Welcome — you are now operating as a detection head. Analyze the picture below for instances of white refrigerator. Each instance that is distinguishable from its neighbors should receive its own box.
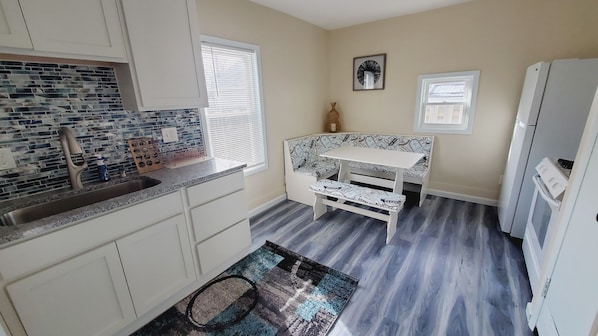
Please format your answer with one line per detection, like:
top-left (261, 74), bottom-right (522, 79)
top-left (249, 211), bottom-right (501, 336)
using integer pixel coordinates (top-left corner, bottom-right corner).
top-left (498, 58), bottom-right (598, 238)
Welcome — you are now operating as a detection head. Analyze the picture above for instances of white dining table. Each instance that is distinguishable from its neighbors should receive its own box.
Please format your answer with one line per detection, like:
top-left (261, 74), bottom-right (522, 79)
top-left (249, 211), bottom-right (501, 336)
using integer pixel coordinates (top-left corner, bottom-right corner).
top-left (319, 146), bottom-right (424, 194)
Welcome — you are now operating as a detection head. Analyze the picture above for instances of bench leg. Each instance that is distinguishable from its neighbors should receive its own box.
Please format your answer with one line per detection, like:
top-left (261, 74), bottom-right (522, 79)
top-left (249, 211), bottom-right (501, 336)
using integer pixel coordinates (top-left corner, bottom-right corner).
top-left (386, 211), bottom-right (399, 244)
top-left (313, 193), bottom-right (327, 220)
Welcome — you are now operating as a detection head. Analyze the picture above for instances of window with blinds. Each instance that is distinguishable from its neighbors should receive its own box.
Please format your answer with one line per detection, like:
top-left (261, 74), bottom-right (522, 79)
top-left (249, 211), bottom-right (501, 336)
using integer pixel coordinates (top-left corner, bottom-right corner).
top-left (200, 36), bottom-right (267, 174)
top-left (414, 70), bottom-right (480, 134)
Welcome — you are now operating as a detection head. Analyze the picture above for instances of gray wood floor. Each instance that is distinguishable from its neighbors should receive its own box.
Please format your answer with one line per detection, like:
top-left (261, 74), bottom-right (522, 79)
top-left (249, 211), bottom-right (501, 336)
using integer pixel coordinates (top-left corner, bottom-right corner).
top-left (249, 196), bottom-right (534, 336)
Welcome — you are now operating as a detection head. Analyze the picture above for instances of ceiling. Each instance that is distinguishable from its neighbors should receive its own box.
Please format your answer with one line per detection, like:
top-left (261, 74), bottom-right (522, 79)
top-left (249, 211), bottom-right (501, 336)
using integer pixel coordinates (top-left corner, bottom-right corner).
top-left (249, 0), bottom-right (474, 30)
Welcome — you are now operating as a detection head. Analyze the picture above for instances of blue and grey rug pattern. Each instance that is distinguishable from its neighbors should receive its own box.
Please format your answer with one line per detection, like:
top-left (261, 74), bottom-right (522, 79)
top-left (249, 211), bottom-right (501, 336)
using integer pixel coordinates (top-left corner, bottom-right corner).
top-left (133, 241), bottom-right (358, 335)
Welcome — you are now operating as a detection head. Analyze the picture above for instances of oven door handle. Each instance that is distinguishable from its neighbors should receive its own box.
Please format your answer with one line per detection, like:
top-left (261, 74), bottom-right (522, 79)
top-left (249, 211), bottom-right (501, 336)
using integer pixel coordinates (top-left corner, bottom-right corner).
top-left (532, 174), bottom-right (561, 208)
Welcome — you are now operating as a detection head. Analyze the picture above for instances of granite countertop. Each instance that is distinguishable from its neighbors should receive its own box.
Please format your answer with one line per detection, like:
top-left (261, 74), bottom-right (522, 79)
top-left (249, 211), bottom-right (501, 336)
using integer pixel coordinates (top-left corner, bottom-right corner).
top-left (0, 158), bottom-right (246, 248)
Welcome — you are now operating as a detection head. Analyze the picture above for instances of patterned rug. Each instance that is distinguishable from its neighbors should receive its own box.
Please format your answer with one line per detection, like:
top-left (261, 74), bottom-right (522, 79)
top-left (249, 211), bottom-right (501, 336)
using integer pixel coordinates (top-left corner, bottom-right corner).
top-left (132, 241), bottom-right (359, 336)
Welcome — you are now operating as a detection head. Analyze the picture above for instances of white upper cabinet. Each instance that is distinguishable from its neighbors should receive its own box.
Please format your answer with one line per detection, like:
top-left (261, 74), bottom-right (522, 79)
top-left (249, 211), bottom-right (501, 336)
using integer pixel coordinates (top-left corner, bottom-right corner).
top-left (18, 0), bottom-right (126, 60)
top-left (0, 0), bottom-right (127, 62)
top-left (0, 0), bottom-right (32, 49)
top-left (115, 0), bottom-right (208, 111)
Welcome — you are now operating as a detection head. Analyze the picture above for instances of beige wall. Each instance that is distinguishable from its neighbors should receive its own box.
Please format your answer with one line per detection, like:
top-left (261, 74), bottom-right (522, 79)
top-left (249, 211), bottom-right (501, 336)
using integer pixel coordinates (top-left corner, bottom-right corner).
top-left (328, 0), bottom-right (598, 200)
top-left (197, 0), bottom-right (598, 208)
top-left (196, 0), bottom-right (329, 210)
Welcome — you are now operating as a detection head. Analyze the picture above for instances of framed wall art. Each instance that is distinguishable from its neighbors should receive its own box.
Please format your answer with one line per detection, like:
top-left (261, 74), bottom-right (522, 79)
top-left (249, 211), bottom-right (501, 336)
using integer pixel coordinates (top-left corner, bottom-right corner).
top-left (353, 53), bottom-right (386, 91)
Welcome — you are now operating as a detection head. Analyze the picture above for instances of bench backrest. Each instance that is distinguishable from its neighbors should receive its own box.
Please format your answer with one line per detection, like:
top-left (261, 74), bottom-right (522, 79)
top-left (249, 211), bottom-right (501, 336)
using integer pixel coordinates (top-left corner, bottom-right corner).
top-left (353, 134), bottom-right (434, 168)
top-left (287, 132), bottom-right (434, 168)
top-left (286, 132), bottom-right (434, 169)
top-left (285, 136), bottom-right (317, 170)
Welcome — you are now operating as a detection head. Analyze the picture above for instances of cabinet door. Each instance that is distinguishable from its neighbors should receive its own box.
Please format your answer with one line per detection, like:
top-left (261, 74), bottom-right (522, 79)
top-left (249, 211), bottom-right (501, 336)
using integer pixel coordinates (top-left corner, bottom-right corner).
top-left (18, 0), bottom-right (126, 59)
top-left (117, 214), bottom-right (195, 317)
top-left (118, 0), bottom-right (208, 110)
top-left (6, 243), bottom-right (136, 336)
top-left (0, 0), bottom-right (32, 48)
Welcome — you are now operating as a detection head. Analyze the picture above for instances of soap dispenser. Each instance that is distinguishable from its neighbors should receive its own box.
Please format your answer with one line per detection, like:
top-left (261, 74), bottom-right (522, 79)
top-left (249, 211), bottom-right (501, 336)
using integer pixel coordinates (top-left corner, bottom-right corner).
top-left (95, 154), bottom-right (110, 182)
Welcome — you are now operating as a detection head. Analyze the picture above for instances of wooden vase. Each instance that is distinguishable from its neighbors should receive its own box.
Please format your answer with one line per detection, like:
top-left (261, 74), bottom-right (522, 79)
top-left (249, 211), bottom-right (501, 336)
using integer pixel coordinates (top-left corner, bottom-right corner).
top-left (325, 102), bottom-right (341, 133)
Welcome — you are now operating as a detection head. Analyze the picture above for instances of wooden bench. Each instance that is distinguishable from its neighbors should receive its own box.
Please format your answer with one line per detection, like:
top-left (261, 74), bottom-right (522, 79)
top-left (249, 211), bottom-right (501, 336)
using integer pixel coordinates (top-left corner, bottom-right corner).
top-left (309, 179), bottom-right (406, 244)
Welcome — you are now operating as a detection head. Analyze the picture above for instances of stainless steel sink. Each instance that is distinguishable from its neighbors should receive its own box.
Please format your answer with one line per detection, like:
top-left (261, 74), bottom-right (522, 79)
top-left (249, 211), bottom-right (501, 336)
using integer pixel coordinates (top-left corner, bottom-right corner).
top-left (1, 178), bottom-right (161, 227)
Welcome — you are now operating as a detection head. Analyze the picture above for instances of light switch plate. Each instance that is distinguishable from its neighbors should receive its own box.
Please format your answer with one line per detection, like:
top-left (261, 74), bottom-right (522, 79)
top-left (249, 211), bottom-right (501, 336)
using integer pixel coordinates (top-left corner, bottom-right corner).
top-left (161, 127), bottom-right (179, 143)
top-left (0, 148), bottom-right (17, 170)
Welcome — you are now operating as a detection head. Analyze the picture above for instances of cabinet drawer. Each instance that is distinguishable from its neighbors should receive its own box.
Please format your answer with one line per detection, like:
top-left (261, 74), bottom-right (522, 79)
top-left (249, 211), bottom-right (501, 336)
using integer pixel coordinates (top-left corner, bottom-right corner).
top-left (196, 219), bottom-right (251, 275)
top-left (191, 190), bottom-right (247, 242)
top-left (186, 171), bottom-right (244, 207)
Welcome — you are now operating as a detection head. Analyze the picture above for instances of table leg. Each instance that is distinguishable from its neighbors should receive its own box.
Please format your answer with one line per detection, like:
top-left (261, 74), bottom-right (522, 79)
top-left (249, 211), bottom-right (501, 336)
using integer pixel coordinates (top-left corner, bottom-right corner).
top-left (338, 159), bottom-right (350, 183)
top-left (333, 160), bottom-right (351, 209)
top-left (393, 168), bottom-right (404, 194)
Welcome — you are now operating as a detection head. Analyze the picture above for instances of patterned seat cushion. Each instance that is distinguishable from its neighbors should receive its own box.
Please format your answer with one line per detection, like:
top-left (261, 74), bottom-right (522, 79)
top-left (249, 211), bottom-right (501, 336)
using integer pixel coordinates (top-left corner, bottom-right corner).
top-left (309, 179), bottom-right (405, 211)
top-left (296, 160), bottom-right (339, 178)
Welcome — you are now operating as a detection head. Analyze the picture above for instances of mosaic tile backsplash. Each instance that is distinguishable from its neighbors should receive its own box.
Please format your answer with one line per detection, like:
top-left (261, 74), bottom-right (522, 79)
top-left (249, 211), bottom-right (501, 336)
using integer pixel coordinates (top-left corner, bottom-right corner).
top-left (0, 60), bottom-right (205, 201)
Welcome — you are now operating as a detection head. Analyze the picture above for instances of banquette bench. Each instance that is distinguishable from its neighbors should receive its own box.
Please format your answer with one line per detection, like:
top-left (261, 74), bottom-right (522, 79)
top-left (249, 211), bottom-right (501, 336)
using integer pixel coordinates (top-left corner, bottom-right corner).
top-left (283, 132), bottom-right (434, 207)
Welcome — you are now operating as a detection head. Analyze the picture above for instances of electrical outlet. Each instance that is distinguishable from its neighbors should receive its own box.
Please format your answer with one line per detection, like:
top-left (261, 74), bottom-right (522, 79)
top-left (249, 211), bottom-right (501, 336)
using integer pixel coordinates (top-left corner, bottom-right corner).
top-left (161, 127), bottom-right (179, 143)
top-left (0, 148), bottom-right (17, 170)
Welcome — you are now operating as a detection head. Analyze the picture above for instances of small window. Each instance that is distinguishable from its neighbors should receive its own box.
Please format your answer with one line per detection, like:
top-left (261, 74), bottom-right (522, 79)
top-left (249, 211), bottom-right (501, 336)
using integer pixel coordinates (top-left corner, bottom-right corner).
top-left (200, 36), bottom-right (267, 175)
top-left (414, 70), bottom-right (480, 134)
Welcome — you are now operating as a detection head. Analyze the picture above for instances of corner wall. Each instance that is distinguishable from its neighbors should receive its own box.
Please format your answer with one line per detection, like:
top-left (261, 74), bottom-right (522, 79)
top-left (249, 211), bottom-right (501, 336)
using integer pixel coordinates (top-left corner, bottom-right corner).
top-left (328, 0), bottom-right (598, 199)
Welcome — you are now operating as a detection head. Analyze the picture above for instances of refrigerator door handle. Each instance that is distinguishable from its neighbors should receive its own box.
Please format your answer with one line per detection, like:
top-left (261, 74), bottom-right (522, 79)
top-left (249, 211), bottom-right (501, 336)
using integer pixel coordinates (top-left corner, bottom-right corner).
top-left (532, 174), bottom-right (561, 209)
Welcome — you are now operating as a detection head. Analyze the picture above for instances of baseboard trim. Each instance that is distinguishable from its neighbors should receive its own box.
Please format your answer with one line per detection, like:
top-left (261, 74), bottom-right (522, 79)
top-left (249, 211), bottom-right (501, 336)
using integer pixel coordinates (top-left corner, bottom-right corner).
top-left (249, 193), bottom-right (288, 218)
top-left (427, 189), bottom-right (498, 206)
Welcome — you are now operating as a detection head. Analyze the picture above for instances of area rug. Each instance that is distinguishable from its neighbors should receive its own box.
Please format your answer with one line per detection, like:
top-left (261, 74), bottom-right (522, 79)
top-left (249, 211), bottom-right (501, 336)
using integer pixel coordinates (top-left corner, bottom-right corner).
top-left (132, 241), bottom-right (359, 336)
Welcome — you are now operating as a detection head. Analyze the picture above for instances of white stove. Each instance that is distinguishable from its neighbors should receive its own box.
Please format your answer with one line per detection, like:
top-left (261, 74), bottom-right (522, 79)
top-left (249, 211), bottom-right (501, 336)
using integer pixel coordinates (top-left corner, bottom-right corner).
top-left (523, 157), bottom-right (571, 294)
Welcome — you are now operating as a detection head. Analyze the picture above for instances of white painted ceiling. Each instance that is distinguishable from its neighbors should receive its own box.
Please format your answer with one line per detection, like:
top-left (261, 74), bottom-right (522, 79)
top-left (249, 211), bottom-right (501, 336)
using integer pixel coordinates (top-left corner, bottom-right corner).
top-left (249, 0), bottom-right (473, 30)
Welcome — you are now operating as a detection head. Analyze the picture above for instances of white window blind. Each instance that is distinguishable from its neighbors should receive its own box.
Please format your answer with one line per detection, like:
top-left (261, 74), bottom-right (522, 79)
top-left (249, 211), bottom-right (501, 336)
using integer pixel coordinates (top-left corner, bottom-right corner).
top-left (201, 37), bottom-right (267, 173)
top-left (414, 70), bottom-right (480, 134)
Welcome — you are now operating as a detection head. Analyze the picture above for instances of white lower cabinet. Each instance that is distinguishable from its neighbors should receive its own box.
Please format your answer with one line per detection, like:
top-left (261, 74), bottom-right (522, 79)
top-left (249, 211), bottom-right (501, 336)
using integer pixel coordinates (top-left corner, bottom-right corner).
top-left (117, 214), bottom-right (195, 317)
top-left (6, 243), bottom-right (136, 336)
top-left (0, 172), bottom-right (251, 336)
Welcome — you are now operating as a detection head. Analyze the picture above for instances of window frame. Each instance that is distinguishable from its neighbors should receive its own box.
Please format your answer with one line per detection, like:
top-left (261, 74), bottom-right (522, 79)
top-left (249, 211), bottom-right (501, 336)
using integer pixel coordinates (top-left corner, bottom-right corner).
top-left (199, 35), bottom-right (268, 176)
top-left (413, 70), bottom-right (480, 135)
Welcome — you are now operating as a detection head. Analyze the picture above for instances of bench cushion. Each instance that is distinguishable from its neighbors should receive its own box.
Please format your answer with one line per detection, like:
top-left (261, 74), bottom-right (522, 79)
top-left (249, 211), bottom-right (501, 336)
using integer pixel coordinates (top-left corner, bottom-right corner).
top-left (295, 160), bottom-right (339, 178)
top-left (309, 179), bottom-right (406, 211)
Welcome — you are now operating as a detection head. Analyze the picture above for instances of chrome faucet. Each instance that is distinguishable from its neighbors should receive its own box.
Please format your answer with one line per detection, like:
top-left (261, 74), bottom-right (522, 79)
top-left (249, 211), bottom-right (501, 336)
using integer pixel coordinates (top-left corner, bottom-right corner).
top-left (59, 127), bottom-right (88, 190)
